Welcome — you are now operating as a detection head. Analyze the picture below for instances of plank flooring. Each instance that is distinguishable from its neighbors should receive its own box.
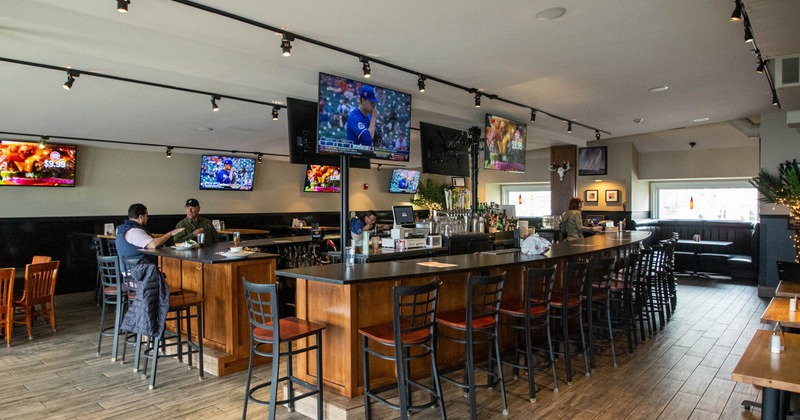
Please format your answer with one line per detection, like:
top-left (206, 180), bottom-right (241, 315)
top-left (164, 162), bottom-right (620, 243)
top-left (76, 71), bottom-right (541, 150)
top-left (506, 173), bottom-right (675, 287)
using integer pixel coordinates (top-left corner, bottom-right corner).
top-left (0, 277), bottom-right (787, 419)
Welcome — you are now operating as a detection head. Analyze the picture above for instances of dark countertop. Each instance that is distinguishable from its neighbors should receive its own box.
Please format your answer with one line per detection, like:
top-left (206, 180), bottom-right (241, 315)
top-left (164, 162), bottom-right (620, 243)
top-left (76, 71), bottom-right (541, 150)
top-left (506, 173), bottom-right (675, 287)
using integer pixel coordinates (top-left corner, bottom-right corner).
top-left (140, 241), bottom-right (278, 264)
top-left (327, 246), bottom-right (447, 263)
top-left (276, 231), bottom-right (650, 285)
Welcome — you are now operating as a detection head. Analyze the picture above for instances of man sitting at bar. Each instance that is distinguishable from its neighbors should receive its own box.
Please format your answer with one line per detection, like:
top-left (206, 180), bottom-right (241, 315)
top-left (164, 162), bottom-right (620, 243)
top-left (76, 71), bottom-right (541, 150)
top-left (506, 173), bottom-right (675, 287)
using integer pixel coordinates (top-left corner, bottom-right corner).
top-left (116, 203), bottom-right (184, 263)
top-left (173, 198), bottom-right (220, 245)
top-left (350, 210), bottom-right (378, 241)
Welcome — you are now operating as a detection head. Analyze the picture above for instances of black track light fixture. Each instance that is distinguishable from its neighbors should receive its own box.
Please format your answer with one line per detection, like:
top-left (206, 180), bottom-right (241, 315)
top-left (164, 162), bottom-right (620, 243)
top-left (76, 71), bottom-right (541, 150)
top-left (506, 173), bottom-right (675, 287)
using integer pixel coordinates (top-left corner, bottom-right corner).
top-left (166, 146), bottom-right (173, 158)
top-left (39, 136), bottom-right (49, 149)
top-left (756, 59), bottom-right (765, 73)
top-left (257, 153), bottom-right (263, 163)
top-left (117, 0), bottom-right (129, 13)
top-left (530, 109), bottom-right (537, 122)
top-left (744, 24), bottom-right (754, 43)
top-left (567, 121), bottom-right (573, 133)
top-left (271, 106), bottom-right (279, 120)
top-left (773, 93), bottom-right (780, 106)
top-left (211, 95), bottom-right (221, 112)
top-left (63, 70), bottom-right (78, 90)
top-left (730, 0), bottom-right (742, 22)
top-left (360, 57), bottom-right (371, 78)
top-left (280, 34), bottom-right (293, 57)
top-left (418, 75), bottom-right (426, 93)
top-left (474, 92), bottom-right (481, 108)
top-left (595, 130), bottom-right (601, 140)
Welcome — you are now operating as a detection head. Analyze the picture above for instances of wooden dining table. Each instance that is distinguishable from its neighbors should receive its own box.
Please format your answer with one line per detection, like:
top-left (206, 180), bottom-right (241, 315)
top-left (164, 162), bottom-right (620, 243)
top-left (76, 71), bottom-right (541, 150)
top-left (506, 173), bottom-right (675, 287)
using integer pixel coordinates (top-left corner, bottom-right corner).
top-left (732, 330), bottom-right (800, 420)
top-left (760, 297), bottom-right (800, 329)
top-left (776, 280), bottom-right (800, 298)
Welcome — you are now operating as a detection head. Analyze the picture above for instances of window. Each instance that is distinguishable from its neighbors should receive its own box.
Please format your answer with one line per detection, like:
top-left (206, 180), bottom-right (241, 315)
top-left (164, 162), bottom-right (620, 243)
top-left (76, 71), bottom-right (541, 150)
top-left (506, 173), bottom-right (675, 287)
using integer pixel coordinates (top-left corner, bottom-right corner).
top-left (651, 180), bottom-right (757, 221)
top-left (501, 184), bottom-right (551, 217)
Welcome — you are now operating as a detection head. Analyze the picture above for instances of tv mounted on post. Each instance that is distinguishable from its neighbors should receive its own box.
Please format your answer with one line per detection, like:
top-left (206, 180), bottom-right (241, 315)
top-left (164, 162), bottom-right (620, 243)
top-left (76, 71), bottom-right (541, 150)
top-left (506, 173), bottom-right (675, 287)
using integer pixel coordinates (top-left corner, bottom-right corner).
top-left (392, 205), bottom-right (416, 228)
top-left (0, 141), bottom-right (76, 187)
top-left (388, 168), bottom-right (420, 194)
top-left (199, 154), bottom-right (255, 191)
top-left (286, 97), bottom-right (370, 169)
top-left (419, 122), bottom-right (470, 177)
top-left (483, 113), bottom-right (526, 173)
top-left (304, 165), bottom-right (341, 193)
top-left (316, 72), bottom-right (412, 162)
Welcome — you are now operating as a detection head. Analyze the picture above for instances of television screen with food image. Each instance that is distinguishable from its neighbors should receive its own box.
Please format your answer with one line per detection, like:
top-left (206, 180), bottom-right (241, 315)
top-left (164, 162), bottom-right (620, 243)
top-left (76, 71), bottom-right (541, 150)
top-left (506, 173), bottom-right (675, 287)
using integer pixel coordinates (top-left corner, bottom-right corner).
top-left (483, 114), bottom-right (526, 173)
top-left (0, 141), bottom-right (76, 187)
top-left (304, 165), bottom-right (341, 193)
top-left (317, 72), bottom-right (412, 162)
top-left (199, 155), bottom-right (255, 191)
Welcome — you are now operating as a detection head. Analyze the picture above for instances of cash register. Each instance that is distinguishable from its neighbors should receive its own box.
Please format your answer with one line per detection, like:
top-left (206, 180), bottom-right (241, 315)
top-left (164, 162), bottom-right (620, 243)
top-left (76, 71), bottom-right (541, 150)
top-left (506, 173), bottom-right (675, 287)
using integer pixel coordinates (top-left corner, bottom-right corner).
top-left (381, 205), bottom-right (428, 249)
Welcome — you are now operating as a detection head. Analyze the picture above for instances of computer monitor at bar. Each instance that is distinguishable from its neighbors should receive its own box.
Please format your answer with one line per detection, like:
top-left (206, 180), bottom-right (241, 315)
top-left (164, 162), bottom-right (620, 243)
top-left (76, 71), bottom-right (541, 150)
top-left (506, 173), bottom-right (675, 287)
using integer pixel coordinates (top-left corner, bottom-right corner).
top-left (392, 205), bottom-right (415, 229)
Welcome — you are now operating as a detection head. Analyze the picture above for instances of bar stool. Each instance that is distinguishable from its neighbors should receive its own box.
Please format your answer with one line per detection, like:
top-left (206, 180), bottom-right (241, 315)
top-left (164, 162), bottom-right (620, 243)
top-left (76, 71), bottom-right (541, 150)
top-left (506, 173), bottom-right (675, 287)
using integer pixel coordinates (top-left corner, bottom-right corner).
top-left (550, 260), bottom-right (590, 384)
top-left (242, 279), bottom-right (325, 420)
top-left (136, 291), bottom-right (204, 390)
top-left (584, 257), bottom-right (617, 369)
top-left (499, 265), bottom-right (558, 401)
top-left (96, 255), bottom-right (129, 361)
top-left (609, 252), bottom-right (641, 354)
top-left (359, 279), bottom-right (445, 420)
top-left (437, 272), bottom-right (507, 420)
top-left (0, 267), bottom-right (14, 347)
top-left (91, 237), bottom-right (105, 304)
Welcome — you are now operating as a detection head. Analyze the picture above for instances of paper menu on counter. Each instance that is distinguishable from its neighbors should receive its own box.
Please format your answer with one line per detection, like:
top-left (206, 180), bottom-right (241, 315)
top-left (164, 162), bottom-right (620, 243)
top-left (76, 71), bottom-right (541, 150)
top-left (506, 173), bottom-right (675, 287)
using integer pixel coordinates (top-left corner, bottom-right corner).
top-left (417, 262), bottom-right (459, 268)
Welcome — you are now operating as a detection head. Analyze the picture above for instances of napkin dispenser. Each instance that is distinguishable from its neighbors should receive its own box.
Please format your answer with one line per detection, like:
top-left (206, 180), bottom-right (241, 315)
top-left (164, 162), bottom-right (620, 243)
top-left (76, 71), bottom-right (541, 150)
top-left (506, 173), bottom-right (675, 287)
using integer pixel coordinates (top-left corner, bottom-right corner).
top-left (426, 235), bottom-right (442, 248)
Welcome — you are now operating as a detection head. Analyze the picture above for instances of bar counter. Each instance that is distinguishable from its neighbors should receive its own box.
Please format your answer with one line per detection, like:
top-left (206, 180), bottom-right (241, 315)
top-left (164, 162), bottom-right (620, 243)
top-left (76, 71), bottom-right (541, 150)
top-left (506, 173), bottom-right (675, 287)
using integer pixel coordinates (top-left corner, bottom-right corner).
top-left (276, 231), bottom-right (650, 402)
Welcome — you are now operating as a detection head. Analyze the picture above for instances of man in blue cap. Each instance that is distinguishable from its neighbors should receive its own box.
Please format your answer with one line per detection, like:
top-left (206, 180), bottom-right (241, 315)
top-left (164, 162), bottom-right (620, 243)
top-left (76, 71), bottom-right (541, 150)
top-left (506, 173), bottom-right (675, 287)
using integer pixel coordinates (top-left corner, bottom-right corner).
top-left (216, 158), bottom-right (234, 185)
top-left (346, 85), bottom-right (380, 146)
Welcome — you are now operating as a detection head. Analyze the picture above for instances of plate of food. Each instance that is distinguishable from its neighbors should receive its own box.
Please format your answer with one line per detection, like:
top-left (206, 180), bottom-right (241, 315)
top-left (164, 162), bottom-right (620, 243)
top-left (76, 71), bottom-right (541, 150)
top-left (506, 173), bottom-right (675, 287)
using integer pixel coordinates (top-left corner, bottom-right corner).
top-left (174, 240), bottom-right (197, 249)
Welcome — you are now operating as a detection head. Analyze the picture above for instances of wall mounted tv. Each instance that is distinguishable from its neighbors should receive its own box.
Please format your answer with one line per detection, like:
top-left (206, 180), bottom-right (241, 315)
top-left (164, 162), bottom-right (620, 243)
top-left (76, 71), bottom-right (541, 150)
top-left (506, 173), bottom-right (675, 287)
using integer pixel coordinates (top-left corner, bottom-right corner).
top-left (199, 155), bottom-right (255, 191)
top-left (0, 141), bottom-right (76, 187)
top-left (483, 114), bottom-right (526, 173)
top-left (388, 168), bottom-right (421, 194)
top-left (317, 72), bottom-right (412, 162)
top-left (419, 122), bottom-right (470, 177)
top-left (304, 165), bottom-right (341, 193)
top-left (286, 97), bottom-right (370, 169)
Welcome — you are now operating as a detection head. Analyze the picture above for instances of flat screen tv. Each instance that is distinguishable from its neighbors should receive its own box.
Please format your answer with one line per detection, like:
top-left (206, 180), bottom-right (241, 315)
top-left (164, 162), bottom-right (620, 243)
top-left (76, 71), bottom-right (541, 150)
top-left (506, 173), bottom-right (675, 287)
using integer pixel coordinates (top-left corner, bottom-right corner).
top-left (483, 113), bottom-right (526, 173)
top-left (317, 72), bottom-right (412, 162)
top-left (419, 122), bottom-right (470, 177)
top-left (199, 155), bottom-right (255, 191)
top-left (392, 205), bottom-right (416, 227)
top-left (304, 165), bottom-right (341, 193)
top-left (0, 141), bottom-right (76, 187)
top-left (388, 168), bottom-right (420, 194)
top-left (286, 97), bottom-right (370, 169)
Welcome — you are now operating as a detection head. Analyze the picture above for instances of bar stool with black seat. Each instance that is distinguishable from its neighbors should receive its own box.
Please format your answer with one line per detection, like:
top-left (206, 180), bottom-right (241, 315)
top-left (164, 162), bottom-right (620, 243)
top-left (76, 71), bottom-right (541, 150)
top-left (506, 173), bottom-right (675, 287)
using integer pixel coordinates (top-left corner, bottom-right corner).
top-left (499, 265), bottom-right (558, 402)
top-left (359, 279), bottom-right (445, 420)
top-left (584, 257), bottom-right (617, 370)
top-left (96, 255), bottom-right (130, 362)
top-left (609, 252), bottom-right (641, 354)
top-left (437, 272), bottom-right (508, 420)
top-left (550, 260), bottom-right (590, 384)
top-left (0, 268), bottom-right (14, 347)
top-left (242, 279), bottom-right (325, 420)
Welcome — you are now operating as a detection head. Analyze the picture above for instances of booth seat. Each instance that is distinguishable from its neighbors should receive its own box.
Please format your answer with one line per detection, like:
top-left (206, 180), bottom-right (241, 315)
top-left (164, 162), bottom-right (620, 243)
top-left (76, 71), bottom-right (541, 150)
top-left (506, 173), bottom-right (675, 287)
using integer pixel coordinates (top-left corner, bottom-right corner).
top-left (633, 219), bottom-right (759, 280)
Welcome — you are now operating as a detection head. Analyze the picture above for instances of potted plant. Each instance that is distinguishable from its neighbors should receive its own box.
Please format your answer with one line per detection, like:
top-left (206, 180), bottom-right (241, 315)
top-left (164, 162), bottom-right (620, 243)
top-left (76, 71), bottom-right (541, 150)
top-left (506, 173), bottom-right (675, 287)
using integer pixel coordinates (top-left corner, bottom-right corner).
top-left (750, 159), bottom-right (800, 261)
top-left (411, 179), bottom-right (448, 211)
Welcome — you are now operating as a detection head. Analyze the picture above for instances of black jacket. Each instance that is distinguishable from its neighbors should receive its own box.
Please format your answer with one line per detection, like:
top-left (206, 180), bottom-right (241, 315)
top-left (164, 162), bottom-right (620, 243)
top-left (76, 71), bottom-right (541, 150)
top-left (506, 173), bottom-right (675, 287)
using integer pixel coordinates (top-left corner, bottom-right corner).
top-left (121, 262), bottom-right (169, 337)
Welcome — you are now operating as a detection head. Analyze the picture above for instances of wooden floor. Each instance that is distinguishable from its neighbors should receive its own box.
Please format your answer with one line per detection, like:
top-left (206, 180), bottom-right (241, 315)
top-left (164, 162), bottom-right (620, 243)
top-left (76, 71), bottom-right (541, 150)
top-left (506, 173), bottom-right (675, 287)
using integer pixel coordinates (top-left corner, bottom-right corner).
top-left (0, 276), bottom-right (784, 419)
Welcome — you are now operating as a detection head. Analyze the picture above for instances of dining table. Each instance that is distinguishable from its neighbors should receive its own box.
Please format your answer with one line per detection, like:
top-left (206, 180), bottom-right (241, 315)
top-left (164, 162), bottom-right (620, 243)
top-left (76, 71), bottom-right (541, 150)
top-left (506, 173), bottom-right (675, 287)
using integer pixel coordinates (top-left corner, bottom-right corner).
top-left (675, 239), bottom-right (733, 277)
top-left (776, 280), bottom-right (800, 299)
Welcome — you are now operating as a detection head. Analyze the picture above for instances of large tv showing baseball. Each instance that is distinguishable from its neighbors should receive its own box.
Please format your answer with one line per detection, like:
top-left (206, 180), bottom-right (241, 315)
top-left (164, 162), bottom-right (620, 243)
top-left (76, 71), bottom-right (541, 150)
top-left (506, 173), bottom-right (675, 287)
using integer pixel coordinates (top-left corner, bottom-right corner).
top-left (286, 97), bottom-right (370, 169)
top-left (316, 72), bottom-right (412, 162)
top-left (419, 122), bottom-right (470, 177)
top-left (0, 141), bottom-right (76, 187)
top-left (483, 113), bottom-right (526, 173)
top-left (199, 154), bottom-right (255, 191)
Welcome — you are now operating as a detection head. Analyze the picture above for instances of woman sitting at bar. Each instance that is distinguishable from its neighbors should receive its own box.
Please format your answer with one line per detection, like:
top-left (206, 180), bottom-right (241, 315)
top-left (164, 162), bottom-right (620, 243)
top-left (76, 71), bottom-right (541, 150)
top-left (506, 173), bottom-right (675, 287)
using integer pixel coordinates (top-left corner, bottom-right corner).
top-left (561, 197), bottom-right (602, 241)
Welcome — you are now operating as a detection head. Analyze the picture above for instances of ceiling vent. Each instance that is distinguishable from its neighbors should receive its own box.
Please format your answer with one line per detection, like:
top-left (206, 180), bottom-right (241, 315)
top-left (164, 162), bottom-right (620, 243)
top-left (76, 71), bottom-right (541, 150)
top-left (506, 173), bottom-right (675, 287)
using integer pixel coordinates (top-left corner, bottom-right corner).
top-left (775, 55), bottom-right (800, 88)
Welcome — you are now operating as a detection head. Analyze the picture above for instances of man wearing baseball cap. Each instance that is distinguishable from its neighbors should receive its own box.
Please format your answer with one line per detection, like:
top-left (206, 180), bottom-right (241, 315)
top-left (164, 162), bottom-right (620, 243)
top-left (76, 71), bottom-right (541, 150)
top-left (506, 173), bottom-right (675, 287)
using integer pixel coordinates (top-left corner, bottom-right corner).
top-left (346, 85), bottom-right (380, 146)
top-left (173, 198), bottom-right (220, 245)
top-left (216, 158), bottom-right (234, 185)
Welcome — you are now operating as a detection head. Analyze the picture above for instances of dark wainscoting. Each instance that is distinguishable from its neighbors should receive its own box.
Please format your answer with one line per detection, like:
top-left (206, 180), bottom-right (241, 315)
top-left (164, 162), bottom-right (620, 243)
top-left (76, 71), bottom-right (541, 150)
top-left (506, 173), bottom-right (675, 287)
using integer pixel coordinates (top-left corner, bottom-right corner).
top-left (1, 209), bottom-right (425, 295)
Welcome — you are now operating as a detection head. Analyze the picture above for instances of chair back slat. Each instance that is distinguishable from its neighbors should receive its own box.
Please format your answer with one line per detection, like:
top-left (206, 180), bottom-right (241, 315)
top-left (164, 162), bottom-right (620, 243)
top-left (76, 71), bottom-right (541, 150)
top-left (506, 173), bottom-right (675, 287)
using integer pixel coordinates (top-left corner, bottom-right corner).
top-left (106, 239), bottom-right (119, 257)
top-left (467, 272), bottom-right (506, 324)
top-left (0, 268), bottom-right (14, 312)
top-left (525, 266), bottom-right (556, 309)
top-left (242, 278), bottom-right (280, 339)
top-left (588, 257), bottom-right (616, 289)
top-left (31, 256), bottom-right (52, 264)
top-left (563, 261), bottom-right (588, 301)
top-left (394, 279), bottom-right (440, 337)
top-left (97, 255), bottom-right (123, 290)
top-left (24, 261), bottom-right (59, 305)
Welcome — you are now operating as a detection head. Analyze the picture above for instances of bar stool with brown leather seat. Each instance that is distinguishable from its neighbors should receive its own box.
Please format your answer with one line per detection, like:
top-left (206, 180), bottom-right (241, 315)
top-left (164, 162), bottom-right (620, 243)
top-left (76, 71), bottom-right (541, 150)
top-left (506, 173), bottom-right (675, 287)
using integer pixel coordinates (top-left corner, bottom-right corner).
top-left (0, 268), bottom-right (15, 347)
top-left (550, 260), bottom-right (590, 384)
top-left (437, 272), bottom-right (508, 420)
top-left (359, 279), bottom-right (446, 420)
top-left (499, 265), bottom-right (558, 402)
top-left (14, 261), bottom-right (60, 339)
top-left (242, 279), bottom-right (325, 420)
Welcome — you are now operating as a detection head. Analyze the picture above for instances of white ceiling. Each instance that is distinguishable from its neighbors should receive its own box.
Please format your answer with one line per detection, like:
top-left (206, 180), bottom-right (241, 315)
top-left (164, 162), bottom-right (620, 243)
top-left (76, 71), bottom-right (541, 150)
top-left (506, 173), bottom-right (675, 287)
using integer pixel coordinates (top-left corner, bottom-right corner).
top-left (1, 0), bottom-right (798, 159)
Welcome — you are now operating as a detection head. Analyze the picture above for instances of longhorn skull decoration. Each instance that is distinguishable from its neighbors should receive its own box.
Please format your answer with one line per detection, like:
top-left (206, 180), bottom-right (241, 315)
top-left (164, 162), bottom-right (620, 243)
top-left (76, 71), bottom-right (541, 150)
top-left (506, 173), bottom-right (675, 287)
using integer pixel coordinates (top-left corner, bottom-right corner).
top-left (549, 161), bottom-right (571, 181)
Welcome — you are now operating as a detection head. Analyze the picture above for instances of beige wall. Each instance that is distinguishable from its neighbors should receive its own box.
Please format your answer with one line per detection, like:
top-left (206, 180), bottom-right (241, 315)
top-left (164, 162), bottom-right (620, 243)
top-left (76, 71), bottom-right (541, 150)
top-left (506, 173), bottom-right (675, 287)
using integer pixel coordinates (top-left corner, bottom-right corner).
top-left (638, 146), bottom-right (758, 180)
top-left (758, 111), bottom-right (800, 216)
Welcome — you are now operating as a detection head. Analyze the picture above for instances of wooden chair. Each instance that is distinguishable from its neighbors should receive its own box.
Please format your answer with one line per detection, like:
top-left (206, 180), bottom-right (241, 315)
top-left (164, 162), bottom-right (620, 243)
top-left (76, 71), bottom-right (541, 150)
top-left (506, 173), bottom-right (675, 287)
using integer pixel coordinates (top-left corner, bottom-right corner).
top-left (31, 255), bottom-right (52, 264)
top-left (1, 268), bottom-right (15, 347)
top-left (15, 261), bottom-right (60, 339)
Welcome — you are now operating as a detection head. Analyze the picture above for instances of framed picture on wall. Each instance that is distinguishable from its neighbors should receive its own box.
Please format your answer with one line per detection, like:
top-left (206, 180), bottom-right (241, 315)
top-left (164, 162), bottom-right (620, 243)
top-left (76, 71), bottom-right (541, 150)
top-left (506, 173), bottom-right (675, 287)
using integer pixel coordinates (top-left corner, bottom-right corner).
top-left (452, 177), bottom-right (466, 187)
top-left (578, 146), bottom-right (608, 176)
top-left (585, 190), bottom-right (598, 202)
top-left (606, 189), bottom-right (620, 203)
